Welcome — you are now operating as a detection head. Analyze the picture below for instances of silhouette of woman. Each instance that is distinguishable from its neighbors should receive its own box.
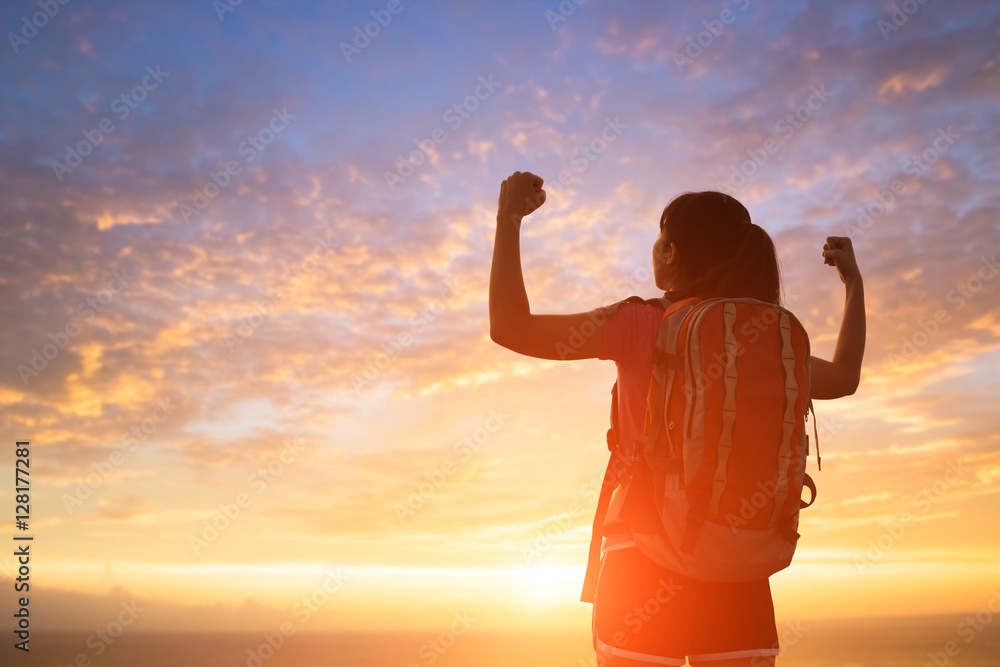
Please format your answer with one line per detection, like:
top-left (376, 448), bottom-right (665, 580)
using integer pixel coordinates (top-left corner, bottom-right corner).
top-left (489, 171), bottom-right (866, 666)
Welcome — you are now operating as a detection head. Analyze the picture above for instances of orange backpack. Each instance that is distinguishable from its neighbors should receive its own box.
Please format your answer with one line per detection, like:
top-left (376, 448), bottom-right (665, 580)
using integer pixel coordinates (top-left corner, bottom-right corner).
top-left (581, 294), bottom-right (820, 602)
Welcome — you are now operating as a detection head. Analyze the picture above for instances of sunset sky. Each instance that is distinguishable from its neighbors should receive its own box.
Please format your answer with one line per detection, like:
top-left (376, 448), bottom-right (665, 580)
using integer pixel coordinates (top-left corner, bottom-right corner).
top-left (1, 0), bottom-right (999, 638)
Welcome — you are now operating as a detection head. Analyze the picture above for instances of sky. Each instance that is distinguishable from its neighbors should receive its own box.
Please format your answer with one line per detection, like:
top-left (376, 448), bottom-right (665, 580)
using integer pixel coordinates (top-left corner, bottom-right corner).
top-left (1, 0), bottom-right (999, 641)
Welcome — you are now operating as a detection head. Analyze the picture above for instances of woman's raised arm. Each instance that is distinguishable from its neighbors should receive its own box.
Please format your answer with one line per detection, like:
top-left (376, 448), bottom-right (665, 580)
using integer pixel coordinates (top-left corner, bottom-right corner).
top-left (810, 236), bottom-right (866, 399)
top-left (488, 171), bottom-right (605, 361)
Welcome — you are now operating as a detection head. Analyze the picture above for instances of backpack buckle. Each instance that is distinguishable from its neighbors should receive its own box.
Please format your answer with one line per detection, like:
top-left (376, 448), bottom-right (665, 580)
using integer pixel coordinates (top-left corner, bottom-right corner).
top-left (633, 434), bottom-right (647, 462)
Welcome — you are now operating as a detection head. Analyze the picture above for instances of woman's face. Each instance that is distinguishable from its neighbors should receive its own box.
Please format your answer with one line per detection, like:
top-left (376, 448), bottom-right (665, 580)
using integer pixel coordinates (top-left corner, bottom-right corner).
top-left (652, 225), bottom-right (676, 291)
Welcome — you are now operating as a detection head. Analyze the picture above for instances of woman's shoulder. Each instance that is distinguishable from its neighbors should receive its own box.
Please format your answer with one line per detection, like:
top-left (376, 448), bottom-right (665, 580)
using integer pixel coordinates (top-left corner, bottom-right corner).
top-left (597, 297), bottom-right (665, 363)
top-left (597, 295), bottom-right (669, 318)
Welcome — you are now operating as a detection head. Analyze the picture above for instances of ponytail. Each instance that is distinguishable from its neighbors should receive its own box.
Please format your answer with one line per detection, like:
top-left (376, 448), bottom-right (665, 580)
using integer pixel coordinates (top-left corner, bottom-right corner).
top-left (661, 192), bottom-right (782, 306)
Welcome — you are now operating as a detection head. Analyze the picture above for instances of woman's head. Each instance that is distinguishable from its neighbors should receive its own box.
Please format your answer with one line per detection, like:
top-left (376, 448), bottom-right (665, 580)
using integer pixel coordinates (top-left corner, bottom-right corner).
top-left (652, 191), bottom-right (782, 306)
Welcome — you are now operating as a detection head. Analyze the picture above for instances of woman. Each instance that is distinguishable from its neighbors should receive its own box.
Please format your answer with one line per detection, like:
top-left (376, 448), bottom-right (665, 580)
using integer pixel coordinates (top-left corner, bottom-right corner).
top-left (489, 170), bottom-right (865, 665)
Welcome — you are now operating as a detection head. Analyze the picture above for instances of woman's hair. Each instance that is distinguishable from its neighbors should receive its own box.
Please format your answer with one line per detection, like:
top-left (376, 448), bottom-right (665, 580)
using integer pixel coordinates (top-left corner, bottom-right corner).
top-left (659, 191), bottom-right (782, 306)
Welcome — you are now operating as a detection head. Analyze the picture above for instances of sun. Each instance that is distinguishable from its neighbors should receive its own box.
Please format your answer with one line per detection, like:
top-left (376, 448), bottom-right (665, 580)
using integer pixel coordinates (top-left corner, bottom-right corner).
top-left (513, 565), bottom-right (584, 606)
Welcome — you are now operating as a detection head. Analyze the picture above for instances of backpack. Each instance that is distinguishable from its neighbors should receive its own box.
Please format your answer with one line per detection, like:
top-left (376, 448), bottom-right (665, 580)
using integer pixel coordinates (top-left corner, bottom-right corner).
top-left (580, 293), bottom-right (821, 602)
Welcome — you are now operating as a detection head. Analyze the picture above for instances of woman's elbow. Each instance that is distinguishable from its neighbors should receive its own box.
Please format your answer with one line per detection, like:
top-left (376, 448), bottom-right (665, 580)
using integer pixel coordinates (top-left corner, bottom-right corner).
top-left (489, 326), bottom-right (504, 346)
top-left (490, 314), bottom-right (525, 349)
top-left (490, 323), bottom-right (512, 348)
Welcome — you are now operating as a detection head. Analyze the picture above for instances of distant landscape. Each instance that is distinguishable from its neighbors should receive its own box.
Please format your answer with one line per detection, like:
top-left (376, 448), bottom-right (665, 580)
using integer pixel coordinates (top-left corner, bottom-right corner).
top-left (21, 615), bottom-right (1000, 667)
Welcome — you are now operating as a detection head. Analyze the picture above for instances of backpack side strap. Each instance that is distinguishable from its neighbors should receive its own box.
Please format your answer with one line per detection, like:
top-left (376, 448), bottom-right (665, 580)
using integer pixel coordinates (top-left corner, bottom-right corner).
top-left (800, 473), bottom-right (817, 509)
top-left (581, 447), bottom-right (625, 603)
top-left (809, 399), bottom-right (821, 471)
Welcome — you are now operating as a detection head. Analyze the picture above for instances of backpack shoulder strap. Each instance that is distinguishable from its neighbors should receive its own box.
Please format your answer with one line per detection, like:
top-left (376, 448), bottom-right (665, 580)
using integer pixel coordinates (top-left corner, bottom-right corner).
top-left (601, 291), bottom-right (689, 316)
top-left (606, 381), bottom-right (620, 452)
top-left (639, 290), bottom-right (690, 311)
top-left (599, 294), bottom-right (649, 318)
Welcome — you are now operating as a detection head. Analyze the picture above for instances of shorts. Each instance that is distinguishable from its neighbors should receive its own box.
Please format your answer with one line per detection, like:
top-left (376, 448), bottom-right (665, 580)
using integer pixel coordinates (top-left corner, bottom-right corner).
top-left (592, 546), bottom-right (780, 665)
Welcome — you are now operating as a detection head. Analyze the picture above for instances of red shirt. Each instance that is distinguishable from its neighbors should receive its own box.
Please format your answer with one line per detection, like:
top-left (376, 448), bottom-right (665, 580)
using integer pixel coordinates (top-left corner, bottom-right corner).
top-left (594, 299), bottom-right (664, 551)
top-left (596, 300), bottom-right (662, 460)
